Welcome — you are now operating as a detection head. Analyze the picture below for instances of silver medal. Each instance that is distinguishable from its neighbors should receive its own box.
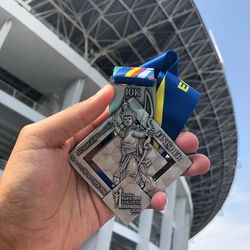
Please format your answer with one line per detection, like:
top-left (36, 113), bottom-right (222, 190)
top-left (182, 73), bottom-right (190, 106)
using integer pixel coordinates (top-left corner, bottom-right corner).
top-left (69, 82), bottom-right (191, 224)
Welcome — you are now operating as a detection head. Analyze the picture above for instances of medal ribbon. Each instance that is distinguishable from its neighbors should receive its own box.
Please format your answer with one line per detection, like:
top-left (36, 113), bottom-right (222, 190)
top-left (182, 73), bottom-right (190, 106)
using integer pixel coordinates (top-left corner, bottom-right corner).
top-left (112, 50), bottom-right (200, 140)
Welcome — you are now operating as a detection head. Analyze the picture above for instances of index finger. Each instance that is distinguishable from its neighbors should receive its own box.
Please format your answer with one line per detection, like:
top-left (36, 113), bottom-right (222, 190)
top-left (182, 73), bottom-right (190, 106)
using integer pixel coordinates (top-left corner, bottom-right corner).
top-left (33, 84), bottom-right (115, 147)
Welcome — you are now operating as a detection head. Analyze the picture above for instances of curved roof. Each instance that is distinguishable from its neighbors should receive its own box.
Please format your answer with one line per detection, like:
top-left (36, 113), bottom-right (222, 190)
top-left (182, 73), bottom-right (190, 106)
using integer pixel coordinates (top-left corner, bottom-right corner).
top-left (26, 0), bottom-right (237, 236)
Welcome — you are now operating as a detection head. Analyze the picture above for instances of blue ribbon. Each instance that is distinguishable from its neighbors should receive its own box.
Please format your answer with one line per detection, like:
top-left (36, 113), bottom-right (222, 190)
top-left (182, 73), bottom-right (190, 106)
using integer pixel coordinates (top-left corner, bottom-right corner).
top-left (113, 50), bottom-right (200, 140)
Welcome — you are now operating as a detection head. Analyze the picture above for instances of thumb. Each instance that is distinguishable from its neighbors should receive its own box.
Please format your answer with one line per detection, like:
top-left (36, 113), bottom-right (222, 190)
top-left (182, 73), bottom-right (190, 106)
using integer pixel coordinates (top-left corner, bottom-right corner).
top-left (31, 84), bottom-right (115, 147)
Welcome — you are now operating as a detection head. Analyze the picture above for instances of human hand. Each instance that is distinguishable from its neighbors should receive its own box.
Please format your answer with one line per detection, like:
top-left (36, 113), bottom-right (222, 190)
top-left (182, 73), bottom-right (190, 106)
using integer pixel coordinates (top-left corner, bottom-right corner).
top-left (0, 85), bottom-right (209, 249)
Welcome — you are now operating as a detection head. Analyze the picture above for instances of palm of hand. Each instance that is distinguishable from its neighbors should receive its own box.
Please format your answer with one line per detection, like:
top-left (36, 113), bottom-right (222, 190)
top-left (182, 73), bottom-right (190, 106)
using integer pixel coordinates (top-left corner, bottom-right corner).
top-left (1, 141), bottom-right (112, 249)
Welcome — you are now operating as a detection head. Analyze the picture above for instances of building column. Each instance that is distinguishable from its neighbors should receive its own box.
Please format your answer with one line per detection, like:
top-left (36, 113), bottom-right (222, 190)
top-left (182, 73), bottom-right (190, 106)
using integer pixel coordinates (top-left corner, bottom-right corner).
top-left (172, 197), bottom-right (187, 250)
top-left (136, 209), bottom-right (154, 250)
top-left (62, 78), bottom-right (85, 108)
top-left (46, 94), bottom-right (61, 114)
top-left (80, 218), bottom-right (115, 250)
top-left (0, 20), bottom-right (12, 50)
top-left (182, 213), bottom-right (191, 250)
top-left (159, 182), bottom-right (177, 250)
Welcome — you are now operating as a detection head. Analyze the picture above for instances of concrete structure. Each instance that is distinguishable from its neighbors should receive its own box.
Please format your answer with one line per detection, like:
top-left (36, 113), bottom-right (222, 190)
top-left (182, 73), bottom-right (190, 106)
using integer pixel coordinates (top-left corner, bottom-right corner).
top-left (0, 0), bottom-right (237, 249)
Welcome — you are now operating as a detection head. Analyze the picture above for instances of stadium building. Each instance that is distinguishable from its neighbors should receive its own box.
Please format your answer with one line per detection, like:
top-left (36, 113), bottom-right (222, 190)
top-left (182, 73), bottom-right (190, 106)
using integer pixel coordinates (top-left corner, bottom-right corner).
top-left (0, 0), bottom-right (237, 249)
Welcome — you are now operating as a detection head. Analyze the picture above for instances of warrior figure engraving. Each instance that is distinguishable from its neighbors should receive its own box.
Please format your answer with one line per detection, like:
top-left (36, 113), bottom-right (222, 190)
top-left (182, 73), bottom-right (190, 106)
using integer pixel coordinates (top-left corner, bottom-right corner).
top-left (112, 102), bottom-right (155, 193)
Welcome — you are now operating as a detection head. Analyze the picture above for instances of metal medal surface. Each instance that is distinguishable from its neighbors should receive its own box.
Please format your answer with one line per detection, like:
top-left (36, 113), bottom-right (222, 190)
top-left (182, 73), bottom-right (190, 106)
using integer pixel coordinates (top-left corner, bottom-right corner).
top-left (69, 77), bottom-right (192, 224)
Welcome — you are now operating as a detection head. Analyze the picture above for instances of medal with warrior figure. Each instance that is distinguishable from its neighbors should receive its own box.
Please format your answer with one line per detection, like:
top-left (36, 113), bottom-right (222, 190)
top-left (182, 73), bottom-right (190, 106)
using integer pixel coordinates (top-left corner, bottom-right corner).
top-left (112, 102), bottom-right (156, 195)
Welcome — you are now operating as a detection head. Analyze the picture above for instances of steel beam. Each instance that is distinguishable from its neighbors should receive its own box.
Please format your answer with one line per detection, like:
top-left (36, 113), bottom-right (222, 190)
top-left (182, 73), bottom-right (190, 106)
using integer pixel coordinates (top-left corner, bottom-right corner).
top-left (0, 20), bottom-right (12, 50)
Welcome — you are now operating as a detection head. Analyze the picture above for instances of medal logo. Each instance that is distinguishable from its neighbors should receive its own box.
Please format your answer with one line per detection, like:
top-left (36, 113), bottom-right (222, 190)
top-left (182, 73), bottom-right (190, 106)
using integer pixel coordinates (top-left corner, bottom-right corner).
top-left (113, 187), bottom-right (142, 214)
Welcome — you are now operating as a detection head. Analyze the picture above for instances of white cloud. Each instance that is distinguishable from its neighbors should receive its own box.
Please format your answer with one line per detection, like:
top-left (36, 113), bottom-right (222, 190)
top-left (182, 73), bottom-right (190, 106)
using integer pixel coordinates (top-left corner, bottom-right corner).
top-left (229, 190), bottom-right (250, 203)
top-left (189, 214), bottom-right (250, 250)
top-left (189, 186), bottom-right (250, 250)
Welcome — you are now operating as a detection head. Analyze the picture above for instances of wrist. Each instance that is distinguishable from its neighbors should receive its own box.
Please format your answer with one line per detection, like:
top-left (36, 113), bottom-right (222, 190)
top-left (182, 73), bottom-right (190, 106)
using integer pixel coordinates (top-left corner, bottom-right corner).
top-left (0, 199), bottom-right (62, 250)
top-left (0, 213), bottom-right (20, 250)
top-left (0, 198), bottom-right (33, 250)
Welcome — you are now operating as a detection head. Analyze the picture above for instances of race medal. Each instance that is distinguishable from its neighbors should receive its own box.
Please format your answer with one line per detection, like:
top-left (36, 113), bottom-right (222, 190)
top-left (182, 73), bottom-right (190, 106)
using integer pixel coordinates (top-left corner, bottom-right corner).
top-left (69, 66), bottom-right (192, 224)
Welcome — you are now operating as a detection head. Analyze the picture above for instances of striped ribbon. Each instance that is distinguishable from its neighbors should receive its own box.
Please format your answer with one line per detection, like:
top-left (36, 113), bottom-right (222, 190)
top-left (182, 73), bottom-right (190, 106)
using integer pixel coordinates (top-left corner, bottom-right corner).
top-left (112, 50), bottom-right (200, 140)
top-left (112, 66), bottom-right (155, 86)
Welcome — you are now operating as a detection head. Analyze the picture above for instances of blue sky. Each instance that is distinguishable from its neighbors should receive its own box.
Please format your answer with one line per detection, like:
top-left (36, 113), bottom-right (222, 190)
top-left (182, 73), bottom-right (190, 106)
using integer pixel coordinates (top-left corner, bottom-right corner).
top-left (190, 1), bottom-right (250, 249)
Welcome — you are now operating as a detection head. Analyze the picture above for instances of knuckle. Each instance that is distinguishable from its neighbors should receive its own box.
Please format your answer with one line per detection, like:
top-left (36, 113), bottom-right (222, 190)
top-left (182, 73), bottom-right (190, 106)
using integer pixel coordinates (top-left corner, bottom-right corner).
top-left (78, 112), bottom-right (90, 128)
top-left (71, 103), bottom-right (90, 127)
top-left (19, 124), bottom-right (35, 137)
